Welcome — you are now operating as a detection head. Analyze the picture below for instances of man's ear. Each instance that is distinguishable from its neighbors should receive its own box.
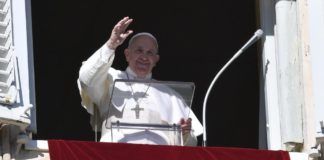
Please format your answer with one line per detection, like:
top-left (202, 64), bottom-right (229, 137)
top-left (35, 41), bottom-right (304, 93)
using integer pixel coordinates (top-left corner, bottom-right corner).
top-left (124, 48), bottom-right (130, 62)
top-left (155, 55), bottom-right (160, 63)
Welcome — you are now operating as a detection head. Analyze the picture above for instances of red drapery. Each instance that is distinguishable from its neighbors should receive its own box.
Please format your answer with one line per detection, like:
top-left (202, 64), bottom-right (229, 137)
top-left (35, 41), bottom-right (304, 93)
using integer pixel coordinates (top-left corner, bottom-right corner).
top-left (48, 140), bottom-right (290, 160)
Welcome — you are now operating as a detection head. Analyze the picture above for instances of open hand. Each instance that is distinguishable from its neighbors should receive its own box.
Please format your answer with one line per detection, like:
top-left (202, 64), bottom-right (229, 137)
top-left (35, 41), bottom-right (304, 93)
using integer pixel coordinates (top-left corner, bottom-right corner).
top-left (106, 17), bottom-right (133, 50)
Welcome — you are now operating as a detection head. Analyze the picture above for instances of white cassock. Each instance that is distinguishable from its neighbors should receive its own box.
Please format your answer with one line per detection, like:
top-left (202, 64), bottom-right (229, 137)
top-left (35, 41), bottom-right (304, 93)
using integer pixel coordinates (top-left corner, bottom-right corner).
top-left (78, 44), bottom-right (203, 146)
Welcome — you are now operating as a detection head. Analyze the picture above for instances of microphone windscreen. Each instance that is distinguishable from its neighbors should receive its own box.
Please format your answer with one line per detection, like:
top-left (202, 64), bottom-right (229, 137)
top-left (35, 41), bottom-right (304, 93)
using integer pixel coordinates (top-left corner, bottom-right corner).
top-left (255, 29), bottom-right (264, 38)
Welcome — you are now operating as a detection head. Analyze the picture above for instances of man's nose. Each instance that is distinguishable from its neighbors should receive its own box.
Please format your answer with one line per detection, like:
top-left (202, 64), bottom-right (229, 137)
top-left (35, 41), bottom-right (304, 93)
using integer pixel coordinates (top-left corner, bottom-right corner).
top-left (139, 53), bottom-right (149, 59)
top-left (141, 52), bottom-right (151, 57)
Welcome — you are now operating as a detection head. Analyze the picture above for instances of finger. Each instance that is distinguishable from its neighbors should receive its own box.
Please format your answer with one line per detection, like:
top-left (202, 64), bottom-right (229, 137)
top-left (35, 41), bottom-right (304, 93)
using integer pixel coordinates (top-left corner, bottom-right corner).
top-left (120, 30), bottom-right (133, 39)
top-left (182, 120), bottom-right (192, 130)
top-left (178, 118), bottom-right (185, 125)
top-left (113, 17), bottom-right (130, 33)
top-left (185, 120), bottom-right (192, 126)
top-left (117, 17), bottom-right (132, 28)
top-left (182, 124), bottom-right (191, 129)
top-left (119, 19), bottom-right (133, 33)
top-left (122, 18), bottom-right (133, 27)
top-left (117, 17), bottom-right (130, 26)
top-left (182, 125), bottom-right (191, 130)
top-left (182, 125), bottom-right (191, 134)
top-left (181, 121), bottom-right (192, 129)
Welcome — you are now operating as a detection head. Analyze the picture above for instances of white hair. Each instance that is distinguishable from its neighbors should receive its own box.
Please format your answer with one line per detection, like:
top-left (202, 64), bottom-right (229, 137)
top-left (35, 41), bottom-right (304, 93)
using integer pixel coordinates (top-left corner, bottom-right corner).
top-left (128, 32), bottom-right (159, 52)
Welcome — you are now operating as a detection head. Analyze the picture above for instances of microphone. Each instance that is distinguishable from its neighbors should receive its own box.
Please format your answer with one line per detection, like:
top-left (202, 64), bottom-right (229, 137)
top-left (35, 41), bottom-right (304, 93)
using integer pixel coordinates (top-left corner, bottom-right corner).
top-left (202, 29), bottom-right (263, 147)
top-left (239, 29), bottom-right (264, 54)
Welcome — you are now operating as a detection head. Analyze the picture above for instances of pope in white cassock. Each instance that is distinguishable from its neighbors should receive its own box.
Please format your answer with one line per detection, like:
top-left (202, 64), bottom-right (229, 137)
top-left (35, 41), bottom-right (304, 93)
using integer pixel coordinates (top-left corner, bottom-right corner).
top-left (77, 17), bottom-right (203, 146)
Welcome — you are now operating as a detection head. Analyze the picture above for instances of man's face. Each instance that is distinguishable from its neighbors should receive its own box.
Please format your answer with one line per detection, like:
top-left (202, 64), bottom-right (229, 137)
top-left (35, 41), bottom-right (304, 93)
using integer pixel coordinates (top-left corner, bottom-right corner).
top-left (124, 36), bottom-right (160, 78)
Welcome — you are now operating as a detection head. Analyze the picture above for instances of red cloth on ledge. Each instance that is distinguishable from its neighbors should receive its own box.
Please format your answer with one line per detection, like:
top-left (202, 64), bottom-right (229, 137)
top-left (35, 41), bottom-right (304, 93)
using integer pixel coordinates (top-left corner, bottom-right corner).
top-left (48, 140), bottom-right (290, 160)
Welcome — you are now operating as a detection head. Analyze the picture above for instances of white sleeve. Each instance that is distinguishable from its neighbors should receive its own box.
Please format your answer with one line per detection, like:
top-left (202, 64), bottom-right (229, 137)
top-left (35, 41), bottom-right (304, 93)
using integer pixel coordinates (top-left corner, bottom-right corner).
top-left (77, 44), bottom-right (115, 113)
top-left (79, 44), bottom-right (115, 86)
top-left (183, 110), bottom-right (202, 146)
top-left (183, 132), bottom-right (198, 146)
top-left (189, 109), bottom-right (203, 137)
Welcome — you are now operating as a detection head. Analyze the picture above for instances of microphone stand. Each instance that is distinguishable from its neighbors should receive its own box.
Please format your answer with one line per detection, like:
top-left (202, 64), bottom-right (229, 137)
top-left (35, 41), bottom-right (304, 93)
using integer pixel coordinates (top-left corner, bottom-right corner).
top-left (202, 29), bottom-right (263, 147)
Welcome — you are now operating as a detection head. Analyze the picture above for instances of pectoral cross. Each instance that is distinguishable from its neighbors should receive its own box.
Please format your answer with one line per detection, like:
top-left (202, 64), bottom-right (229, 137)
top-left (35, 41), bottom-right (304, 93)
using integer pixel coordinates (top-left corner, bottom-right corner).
top-left (131, 104), bottom-right (144, 119)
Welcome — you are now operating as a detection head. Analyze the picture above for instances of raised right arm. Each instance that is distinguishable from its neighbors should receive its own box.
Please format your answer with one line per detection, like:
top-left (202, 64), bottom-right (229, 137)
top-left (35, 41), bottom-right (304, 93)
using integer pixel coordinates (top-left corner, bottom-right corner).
top-left (78, 17), bottom-right (134, 106)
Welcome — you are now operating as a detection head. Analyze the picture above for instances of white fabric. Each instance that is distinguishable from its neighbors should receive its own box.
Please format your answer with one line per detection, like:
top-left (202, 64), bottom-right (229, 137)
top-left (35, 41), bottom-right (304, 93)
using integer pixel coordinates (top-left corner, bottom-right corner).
top-left (78, 44), bottom-right (203, 146)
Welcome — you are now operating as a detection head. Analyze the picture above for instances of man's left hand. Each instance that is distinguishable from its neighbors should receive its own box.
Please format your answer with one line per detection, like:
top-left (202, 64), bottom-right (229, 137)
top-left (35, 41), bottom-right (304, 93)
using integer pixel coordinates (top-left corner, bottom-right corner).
top-left (179, 118), bottom-right (192, 135)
